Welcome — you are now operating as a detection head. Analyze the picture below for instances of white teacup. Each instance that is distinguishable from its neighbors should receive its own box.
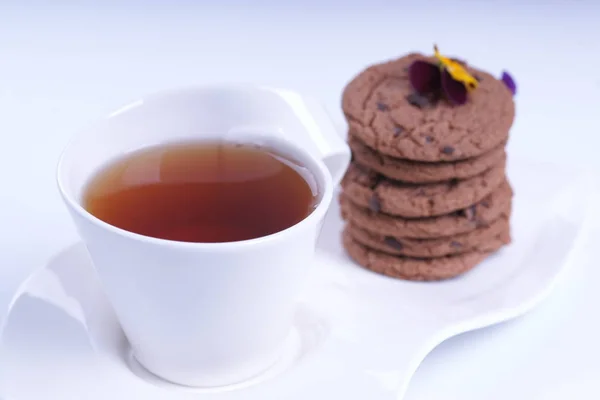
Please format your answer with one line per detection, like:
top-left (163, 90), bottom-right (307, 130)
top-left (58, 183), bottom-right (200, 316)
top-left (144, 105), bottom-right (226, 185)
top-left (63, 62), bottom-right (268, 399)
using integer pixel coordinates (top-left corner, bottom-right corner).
top-left (56, 85), bottom-right (350, 387)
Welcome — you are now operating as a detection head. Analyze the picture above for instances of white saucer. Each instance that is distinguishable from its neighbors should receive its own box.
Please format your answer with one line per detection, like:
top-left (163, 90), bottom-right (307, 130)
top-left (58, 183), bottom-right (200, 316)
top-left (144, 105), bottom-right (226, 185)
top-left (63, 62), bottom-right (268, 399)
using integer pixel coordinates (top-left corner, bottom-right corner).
top-left (0, 158), bottom-right (593, 400)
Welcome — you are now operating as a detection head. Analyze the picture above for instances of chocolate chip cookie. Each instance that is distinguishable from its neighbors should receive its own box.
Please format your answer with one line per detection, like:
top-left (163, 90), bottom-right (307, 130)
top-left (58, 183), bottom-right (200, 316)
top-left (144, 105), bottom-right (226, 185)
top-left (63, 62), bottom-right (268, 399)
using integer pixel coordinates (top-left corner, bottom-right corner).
top-left (341, 161), bottom-right (506, 218)
top-left (349, 134), bottom-right (506, 183)
top-left (345, 214), bottom-right (509, 258)
top-left (342, 53), bottom-right (515, 162)
top-left (343, 229), bottom-right (510, 281)
top-left (339, 180), bottom-right (512, 239)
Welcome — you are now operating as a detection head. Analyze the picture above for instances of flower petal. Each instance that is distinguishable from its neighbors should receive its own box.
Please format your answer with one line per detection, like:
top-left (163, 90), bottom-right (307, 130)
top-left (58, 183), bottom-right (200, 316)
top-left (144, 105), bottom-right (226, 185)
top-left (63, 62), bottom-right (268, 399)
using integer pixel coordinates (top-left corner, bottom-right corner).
top-left (501, 71), bottom-right (517, 95)
top-left (409, 60), bottom-right (441, 93)
top-left (441, 69), bottom-right (467, 105)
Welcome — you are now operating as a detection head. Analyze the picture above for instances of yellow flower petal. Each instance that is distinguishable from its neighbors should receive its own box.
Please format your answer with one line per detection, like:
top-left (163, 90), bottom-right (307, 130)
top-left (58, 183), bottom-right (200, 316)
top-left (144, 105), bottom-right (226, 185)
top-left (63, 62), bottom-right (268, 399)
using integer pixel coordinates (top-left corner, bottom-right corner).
top-left (433, 45), bottom-right (479, 91)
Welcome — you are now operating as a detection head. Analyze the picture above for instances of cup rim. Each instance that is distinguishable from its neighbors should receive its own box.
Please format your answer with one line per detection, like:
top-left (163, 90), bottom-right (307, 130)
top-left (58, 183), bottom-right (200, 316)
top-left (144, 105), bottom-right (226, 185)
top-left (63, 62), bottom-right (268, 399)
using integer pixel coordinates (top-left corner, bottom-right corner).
top-left (56, 84), bottom-right (335, 251)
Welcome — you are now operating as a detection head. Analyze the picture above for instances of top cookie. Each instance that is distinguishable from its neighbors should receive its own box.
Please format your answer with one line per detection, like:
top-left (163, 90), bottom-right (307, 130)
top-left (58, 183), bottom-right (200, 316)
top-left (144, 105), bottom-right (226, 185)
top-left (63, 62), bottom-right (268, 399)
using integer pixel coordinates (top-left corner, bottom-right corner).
top-left (342, 53), bottom-right (515, 162)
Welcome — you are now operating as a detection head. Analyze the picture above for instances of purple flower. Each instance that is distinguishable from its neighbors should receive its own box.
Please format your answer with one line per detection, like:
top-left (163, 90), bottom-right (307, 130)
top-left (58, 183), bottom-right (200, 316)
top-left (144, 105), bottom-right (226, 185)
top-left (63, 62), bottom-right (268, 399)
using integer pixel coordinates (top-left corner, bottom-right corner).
top-left (409, 60), bottom-right (470, 105)
top-left (408, 46), bottom-right (517, 106)
top-left (501, 71), bottom-right (517, 95)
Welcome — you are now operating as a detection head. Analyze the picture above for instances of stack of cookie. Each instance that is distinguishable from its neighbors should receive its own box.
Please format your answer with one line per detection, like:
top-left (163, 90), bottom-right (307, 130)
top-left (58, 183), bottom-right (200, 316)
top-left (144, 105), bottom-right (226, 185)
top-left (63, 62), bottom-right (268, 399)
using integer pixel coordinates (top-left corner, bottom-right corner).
top-left (339, 51), bottom-right (516, 281)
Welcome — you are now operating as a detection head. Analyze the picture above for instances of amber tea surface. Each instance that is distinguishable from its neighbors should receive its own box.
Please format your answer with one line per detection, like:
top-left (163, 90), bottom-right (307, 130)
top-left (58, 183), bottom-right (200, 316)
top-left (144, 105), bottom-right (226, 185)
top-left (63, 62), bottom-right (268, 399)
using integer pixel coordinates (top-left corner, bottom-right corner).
top-left (83, 141), bottom-right (318, 243)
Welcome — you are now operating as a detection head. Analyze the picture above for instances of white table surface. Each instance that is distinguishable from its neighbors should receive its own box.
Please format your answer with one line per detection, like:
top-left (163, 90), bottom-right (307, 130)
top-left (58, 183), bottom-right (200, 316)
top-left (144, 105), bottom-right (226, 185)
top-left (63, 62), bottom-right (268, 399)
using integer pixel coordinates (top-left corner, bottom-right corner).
top-left (1, 1), bottom-right (600, 398)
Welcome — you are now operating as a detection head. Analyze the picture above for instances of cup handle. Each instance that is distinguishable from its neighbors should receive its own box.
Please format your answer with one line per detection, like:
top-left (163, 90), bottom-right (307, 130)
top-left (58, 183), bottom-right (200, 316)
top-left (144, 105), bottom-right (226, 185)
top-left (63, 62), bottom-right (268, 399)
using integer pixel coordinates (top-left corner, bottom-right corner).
top-left (274, 89), bottom-right (351, 186)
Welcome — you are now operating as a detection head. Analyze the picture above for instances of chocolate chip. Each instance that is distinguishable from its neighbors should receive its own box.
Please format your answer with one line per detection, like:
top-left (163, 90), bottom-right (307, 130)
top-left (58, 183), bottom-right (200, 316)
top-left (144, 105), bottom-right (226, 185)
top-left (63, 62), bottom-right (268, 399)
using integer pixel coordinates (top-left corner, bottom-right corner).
top-left (474, 74), bottom-right (482, 82)
top-left (384, 236), bottom-right (403, 250)
top-left (369, 193), bottom-right (382, 213)
top-left (475, 219), bottom-right (489, 228)
top-left (356, 167), bottom-right (382, 189)
top-left (376, 102), bottom-right (389, 111)
top-left (403, 66), bottom-right (410, 72)
top-left (463, 205), bottom-right (477, 220)
top-left (368, 175), bottom-right (382, 190)
top-left (393, 126), bottom-right (405, 137)
top-left (450, 241), bottom-right (462, 248)
top-left (354, 163), bottom-right (370, 174)
top-left (425, 136), bottom-right (434, 143)
top-left (481, 200), bottom-right (490, 208)
top-left (449, 178), bottom-right (459, 187)
top-left (442, 146), bottom-right (455, 155)
top-left (406, 93), bottom-right (430, 109)
top-left (350, 152), bottom-right (355, 163)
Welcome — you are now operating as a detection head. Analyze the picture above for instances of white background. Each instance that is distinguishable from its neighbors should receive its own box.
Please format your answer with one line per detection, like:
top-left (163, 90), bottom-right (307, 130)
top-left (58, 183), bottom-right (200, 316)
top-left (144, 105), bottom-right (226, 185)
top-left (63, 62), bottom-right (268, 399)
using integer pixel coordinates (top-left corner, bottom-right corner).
top-left (1, 0), bottom-right (600, 398)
